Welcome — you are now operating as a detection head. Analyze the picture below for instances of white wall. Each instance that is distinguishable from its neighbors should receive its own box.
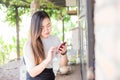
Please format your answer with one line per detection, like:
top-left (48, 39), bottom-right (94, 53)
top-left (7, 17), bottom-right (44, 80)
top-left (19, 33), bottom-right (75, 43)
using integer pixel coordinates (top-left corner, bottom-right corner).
top-left (95, 0), bottom-right (120, 80)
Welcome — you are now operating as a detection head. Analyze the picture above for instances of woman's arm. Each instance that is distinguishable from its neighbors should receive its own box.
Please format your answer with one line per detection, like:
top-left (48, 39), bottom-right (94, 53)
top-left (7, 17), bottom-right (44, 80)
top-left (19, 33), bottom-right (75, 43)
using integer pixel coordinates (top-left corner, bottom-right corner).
top-left (28, 47), bottom-right (56, 77)
top-left (57, 44), bottom-right (68, 67)
top-left (59, 54), bottom-right (68, 67)
top-left (23, 41), bottom-right (56, 77)
top-left (28, 59), bottom-right (49, 77)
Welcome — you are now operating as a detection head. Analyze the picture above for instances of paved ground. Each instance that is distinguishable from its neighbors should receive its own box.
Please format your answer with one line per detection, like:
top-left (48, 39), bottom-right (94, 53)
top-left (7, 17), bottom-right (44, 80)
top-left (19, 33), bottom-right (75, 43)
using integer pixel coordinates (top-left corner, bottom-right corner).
top-left (0, 60), bottom-right (81, 80)
top-left (0, 60), bottom-right (20, 80)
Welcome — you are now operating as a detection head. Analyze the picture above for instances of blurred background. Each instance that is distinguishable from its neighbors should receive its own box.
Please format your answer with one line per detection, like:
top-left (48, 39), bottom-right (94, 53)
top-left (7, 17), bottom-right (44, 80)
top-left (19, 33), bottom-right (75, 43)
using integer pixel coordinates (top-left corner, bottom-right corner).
top-left (1, 0), bottom-right (120, 80)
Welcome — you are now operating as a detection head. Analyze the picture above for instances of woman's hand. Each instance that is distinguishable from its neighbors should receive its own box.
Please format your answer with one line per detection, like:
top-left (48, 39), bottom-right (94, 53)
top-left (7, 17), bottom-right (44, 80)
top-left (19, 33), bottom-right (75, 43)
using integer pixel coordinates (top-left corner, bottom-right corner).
top-left (57, 44), bottom-right (67, 55)
top-left (46, 47), bottom-right (56, 62)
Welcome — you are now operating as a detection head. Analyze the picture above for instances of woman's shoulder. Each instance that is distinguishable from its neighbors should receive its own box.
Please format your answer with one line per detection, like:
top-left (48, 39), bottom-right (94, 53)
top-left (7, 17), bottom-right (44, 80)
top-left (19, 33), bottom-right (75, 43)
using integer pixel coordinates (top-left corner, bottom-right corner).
top-left (23, 39), bottom-right (32, 53)
top-left (24, 39), bottom-right (31, 47)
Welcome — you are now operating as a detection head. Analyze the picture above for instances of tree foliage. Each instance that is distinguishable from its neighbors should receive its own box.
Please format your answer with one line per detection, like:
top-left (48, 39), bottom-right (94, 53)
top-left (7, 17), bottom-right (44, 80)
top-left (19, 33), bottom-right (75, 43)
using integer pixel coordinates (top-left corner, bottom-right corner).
top-left (0, 0), bottom-right (70, 25)
top-left (0, 0), bottom-right (73, 64)
top-left (0, 36), bottom-right (11, 65)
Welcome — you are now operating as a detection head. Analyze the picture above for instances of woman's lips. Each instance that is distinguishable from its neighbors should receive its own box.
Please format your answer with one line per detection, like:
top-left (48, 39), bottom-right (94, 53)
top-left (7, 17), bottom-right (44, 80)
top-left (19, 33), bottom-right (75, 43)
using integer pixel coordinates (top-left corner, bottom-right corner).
top-left (45, 32), bottom-right (49, 35)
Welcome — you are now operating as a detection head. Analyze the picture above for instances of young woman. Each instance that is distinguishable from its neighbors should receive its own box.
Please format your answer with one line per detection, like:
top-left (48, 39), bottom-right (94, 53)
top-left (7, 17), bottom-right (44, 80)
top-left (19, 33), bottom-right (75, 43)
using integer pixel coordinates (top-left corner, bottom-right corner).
top-left (23, 11), bottom-right (68, 80)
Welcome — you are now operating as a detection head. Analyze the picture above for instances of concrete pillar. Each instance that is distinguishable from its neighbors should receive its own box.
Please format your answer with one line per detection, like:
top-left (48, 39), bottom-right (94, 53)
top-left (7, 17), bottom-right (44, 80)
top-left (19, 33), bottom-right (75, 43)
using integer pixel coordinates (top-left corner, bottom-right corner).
top-left (94, 0), bottom-right (120, 80)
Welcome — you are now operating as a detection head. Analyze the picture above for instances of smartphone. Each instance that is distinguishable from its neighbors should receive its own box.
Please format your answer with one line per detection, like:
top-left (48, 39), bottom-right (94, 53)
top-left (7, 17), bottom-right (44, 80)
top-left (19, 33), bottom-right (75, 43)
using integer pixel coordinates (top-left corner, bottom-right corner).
top-left (58, 42), bottom-right (66, 51)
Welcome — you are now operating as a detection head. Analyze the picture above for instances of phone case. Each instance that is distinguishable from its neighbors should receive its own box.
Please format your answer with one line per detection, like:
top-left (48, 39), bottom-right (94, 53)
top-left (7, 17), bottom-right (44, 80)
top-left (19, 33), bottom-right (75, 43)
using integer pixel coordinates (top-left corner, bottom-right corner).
top-left (58, 42), bottom-right (66, 51)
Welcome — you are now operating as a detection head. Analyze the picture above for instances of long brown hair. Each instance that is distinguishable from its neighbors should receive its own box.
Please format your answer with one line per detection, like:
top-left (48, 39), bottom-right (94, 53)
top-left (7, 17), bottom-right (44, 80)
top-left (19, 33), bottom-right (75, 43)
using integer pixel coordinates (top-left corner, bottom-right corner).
top-left (30, 11), bottom-right (50, 65)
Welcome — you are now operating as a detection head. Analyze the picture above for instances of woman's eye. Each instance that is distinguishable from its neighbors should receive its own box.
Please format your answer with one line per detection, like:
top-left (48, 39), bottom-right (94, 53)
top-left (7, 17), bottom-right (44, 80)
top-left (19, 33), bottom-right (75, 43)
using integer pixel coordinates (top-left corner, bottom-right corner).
top-left (47, 25), bottom-right (51, 28)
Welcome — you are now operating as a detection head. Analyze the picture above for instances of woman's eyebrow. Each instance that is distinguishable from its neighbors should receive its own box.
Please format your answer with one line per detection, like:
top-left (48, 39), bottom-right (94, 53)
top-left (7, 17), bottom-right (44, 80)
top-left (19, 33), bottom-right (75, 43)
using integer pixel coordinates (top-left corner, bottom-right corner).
top-left (47, 22), bottom-right (51, 25)
top-left (42, 22), bottom-right (50, 27)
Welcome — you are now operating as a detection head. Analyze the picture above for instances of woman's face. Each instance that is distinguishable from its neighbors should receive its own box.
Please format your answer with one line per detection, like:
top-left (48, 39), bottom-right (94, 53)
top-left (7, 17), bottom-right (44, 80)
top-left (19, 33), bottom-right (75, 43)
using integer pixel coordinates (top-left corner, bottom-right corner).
top-left (40, 17), bottom-right (52, 38)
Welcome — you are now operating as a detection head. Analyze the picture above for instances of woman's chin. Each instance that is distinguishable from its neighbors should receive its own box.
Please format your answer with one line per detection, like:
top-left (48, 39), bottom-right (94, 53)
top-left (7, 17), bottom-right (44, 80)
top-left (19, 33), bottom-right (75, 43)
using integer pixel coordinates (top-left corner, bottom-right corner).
top-left (43, 35), bottom-right (49, 38)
